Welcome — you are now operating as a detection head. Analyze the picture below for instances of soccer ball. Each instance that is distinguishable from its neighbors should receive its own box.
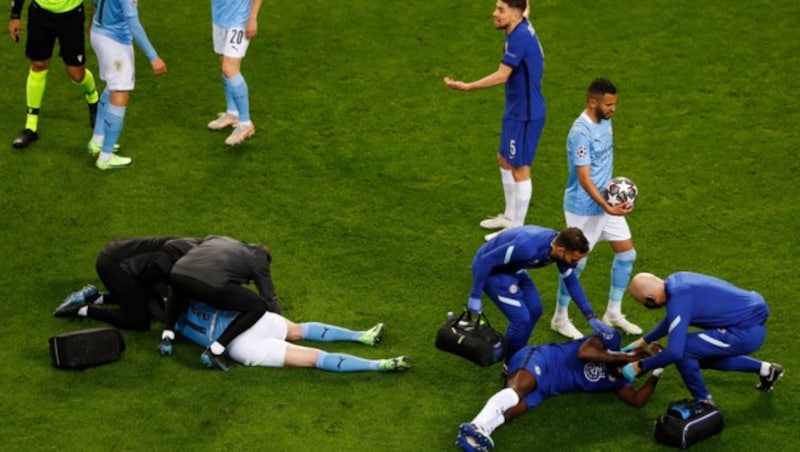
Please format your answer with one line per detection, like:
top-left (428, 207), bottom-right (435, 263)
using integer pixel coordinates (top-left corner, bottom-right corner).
top-left (604, 177), bottom-right (638, 206)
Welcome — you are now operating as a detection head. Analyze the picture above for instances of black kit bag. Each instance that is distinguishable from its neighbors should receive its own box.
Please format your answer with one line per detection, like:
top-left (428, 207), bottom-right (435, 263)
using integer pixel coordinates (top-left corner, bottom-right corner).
top-left (435, 310), bottom-right (506, 366)
top-left (49, 327), bottom-right (126, 370)
top-left (654, 398), bottom-right (724, 448)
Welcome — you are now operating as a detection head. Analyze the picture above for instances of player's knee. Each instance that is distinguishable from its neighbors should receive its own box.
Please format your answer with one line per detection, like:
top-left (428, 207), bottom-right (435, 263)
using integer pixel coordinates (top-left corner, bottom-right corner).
top-left (508, 315), bottom-right (534, 333)
top-left (30, 60), bottom-right (50, 72)
top-left (66, 65), bottom-right (86, 82)
top-left (527, 303), bottom-right (543, 321)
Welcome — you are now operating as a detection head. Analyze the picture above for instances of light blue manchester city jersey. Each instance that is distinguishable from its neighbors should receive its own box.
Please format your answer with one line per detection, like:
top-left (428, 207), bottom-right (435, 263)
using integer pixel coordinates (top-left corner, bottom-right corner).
top-left (212, 0), bottom-right (253, 28)
top-left (563, 112), bottom-right (614, 216)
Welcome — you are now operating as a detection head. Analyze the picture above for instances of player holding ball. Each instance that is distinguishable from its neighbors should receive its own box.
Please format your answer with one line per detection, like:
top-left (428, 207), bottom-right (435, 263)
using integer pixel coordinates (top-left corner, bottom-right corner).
top-left (550, 78), bottom-right (643, 340)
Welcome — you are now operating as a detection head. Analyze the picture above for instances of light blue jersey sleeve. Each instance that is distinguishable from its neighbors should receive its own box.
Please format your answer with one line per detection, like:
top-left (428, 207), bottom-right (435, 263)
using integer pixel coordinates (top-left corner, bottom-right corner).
top-left (92, 0), bottom-right (157, 61)
top-left (124, 1), bottom-right (158, 62)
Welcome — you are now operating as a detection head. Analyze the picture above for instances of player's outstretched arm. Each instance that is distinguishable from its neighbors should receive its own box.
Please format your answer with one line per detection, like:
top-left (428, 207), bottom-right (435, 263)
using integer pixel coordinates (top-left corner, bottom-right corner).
top-left (616, 373), bottom-right (662, 407)
top-left (443, 64), bottom-right (513, 91)
top-left (577, 336), bottom-right (644, 363)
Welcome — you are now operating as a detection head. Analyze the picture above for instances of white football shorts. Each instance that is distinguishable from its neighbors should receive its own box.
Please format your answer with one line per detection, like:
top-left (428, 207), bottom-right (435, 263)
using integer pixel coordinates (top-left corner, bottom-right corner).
top-left (212, 24), bottom-right (251, 58)
top-left (564, 211), bottom-right (632, 250)
top-left (90, 31), bottom-right (135, 91)
top-left (227, 312), bottom-right (289, 367)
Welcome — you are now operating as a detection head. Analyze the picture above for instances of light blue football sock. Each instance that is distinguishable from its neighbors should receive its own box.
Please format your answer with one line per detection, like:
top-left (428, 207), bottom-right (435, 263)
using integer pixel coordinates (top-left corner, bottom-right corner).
top-left (227, 73), bottom-right (250, 123)
top-left (92, 88), bottom-right (110, 138)
top-left (222, 74), bottom-right (237, 115)
top-left (556, 257), bottom-right (587, 308)
top-left (609, 249), bottom-right (636, 302)
top-left (315, 351), bottom-right (379, 372)
top-left (101, 103), bottom-right (126, 155)
top-left (301, 322), bottom-right (362, 342)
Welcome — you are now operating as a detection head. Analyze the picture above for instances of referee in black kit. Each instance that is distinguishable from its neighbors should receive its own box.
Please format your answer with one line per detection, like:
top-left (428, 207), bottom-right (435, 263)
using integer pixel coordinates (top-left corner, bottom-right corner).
top-left (9, 0), bottom-right (100, 148)
top-left (159, 236), bottom-right (282, 371)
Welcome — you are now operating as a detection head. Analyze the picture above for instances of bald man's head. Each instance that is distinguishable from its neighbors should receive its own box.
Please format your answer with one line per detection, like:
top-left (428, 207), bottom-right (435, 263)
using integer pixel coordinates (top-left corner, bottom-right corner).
top-left (629, 272), bottom-right (666, 308)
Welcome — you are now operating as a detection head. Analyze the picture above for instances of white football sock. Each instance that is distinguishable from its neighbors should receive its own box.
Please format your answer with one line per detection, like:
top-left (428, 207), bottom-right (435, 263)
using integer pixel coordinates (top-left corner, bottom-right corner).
top-left (501, 168), bottom-right (515, 220)
top-left (512, 179), bottom-right (532, 227)
top-left (605, 300), bottom-right (622, 317)
top-left (472, 388), bottom-right (520, 434)
top-left (210, 341), bottom-right (225, 355)
top-left (760, 362), bottom-right (772, 376)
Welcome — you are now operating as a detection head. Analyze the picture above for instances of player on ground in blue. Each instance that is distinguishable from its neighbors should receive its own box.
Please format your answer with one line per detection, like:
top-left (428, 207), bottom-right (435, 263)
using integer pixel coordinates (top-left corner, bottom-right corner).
top-left (621, 271), bottom-right (784, 403)
top-left (467, 226), bottom-right (615, 363)
top-left (456, 330), bottom-right (663, 451)
top-left (444, 0), bottom-right (545, 241)
top-left (87, 0), bottom-right (166, 170)
top-left (551, 78), bottom-right (642, 339)
top-left (206, 0), bottom-right (262, 146)
top-left (159, 235), bottom-right (282, 371)
top-left (172, 301), bottom-right (411, 372)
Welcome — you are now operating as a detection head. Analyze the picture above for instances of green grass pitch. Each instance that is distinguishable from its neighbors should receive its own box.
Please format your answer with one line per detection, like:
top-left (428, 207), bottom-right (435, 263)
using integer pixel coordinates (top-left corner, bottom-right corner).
top-left (0, 1), bottom-right (798, 450)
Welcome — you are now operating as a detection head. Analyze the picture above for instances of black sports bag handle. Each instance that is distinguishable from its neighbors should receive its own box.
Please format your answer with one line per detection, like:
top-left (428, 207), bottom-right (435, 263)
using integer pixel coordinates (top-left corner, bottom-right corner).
top-left (459, 308), bottom-right (495, 329)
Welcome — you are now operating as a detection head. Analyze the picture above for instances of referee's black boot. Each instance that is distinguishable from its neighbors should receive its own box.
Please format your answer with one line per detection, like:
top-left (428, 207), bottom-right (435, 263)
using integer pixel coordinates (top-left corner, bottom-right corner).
top-left (12, 129), bottom-right (38, 149)
top-left (201, 348), bottom-right (232, 371)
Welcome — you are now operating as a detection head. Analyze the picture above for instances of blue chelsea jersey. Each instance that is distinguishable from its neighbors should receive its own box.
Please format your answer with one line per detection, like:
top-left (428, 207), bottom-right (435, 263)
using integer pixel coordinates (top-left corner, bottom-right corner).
top-left (502, 18), bottom-right (545, 122)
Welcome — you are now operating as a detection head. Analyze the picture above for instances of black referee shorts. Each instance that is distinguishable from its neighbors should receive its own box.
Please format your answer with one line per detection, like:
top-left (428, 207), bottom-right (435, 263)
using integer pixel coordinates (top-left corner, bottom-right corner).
top-left (25, 1), bottom-right (87, 67)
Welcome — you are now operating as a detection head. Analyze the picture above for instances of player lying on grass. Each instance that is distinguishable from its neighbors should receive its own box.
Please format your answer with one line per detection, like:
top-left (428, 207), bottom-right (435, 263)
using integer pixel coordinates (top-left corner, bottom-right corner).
top-left (456, 330), bottom-right (662, 451)
top-left (165, 301), bottom-right (411, 373)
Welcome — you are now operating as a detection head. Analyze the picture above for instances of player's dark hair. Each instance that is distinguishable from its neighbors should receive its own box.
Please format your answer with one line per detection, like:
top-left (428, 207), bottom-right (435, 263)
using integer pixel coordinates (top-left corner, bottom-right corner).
top-left (555, 227), bottom-right (590, 254)
top-left (504, 0), bottom-right (528, 12)
top-left (587, 78), bottom-right (617, 99)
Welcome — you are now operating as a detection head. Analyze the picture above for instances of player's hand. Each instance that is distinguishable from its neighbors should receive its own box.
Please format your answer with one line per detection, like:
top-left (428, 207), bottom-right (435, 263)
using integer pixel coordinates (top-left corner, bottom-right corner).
top-left (467, 297), bottom-right (483, 315)
top-left (588, 317), bottom-right (614, 335)
top-left (649, 342), bottom-right (664, 355)
top-left (151, 57), bottom-right (167, 75)
top-left (9, 19), bottom-right (22, 42)
top-left (606, 201), bottom-right (634, 216)
top-left (621, 362), bottom-right (639, 382)
top-left (443, 77), bottom-right (470, 91)
top-left (245, 19), bottom-right (258, 39)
